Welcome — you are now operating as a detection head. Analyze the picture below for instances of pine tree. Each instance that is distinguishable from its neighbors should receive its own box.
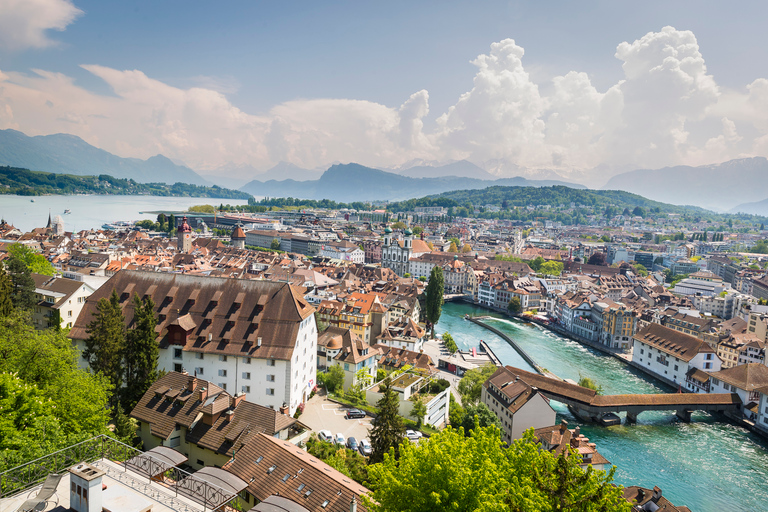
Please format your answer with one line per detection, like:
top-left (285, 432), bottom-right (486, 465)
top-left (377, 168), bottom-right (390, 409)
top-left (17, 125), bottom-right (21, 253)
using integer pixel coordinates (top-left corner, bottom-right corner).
top-left (113, 402), bottom-right (137, 445)
top-left (5, 253), bottom-right (35, 310)
top-left (424, 266), bottom-right (444, 338)
top-left (0, 264), bottom-right (13, 316)
top-left (369, 376), bottom-right (405, 463)
top-left (123, 294), bottom-right (158, 410)
top-left (83, 289), bottom-right (125, 406)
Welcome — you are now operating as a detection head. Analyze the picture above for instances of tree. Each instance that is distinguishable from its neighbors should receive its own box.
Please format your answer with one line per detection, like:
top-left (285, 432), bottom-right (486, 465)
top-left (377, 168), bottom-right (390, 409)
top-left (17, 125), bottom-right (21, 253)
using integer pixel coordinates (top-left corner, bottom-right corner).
top-left (0, 265), bottom-right (13, 317)
top-left (448, 393), bottom-right (464, 427)
top-left (411, 226), bottom-right (423, 235)
top-left (460, 402), bottom-right (501, 435)
top-left (632, 263), bottom-right (648, 277)
top-left (529, 256), bottom-right (545, 271)
top-left (83, 289), bottom-right (126, 406)
top-left (539, 261), bottom-right (564, 276)
top-left (587, 252), bottom-right (607, 266)
top-left (5, 252), bottom-right (36, 310)
top-left (600, 235), bottom-right (611, 243)
top-left (424, 266), bottom-right (444, 337)
top-left (270, 238), bottom-right (281, 250)
top-left (461, 243), bottom-right (472, 253)
top-left (113, 402), bottom-right (137, 445)
top-left (168, 213), bottom-right (176, 233)
top-left (457, 363), bottom-right (498, 405)
top-left (508, 297), bottom-right (522, 315)
top-left (391, 221), bottom-right (406, 230)
top-left (123, 294), bottom-right (159, 410)
top-left (409, 398), bottom-right (427, 428)
top-left (7, 243), bottom-right (55, 276)
top-left (578, 375), bottom-right (604, 395)
top-left (369, 376), bottom-right (405, 463)
top-left (448, 242), bottom-right (458, 253)
top-left (442, 332), bottom-right (458, 354)
top-left (364, 425), bottom-right (630, 512)
top-left (319, 364), bottom-right (345, 393)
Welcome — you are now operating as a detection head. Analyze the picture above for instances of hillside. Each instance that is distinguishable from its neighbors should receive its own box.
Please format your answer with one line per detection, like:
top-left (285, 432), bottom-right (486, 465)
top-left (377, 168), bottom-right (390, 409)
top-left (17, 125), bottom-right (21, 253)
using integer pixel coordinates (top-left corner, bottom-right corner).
top-left (0, 129), bottom-right (210, 186)
top-left (731, 197), bottom-right (768, 216)
top-left (240, 163), bottom-right (584, 202)
top-left (394, 160), bottom-right (497, 180)
top-left (0, 166), bottom-right (251, 199)
top-left (603, 157), bottom-right (768, 211)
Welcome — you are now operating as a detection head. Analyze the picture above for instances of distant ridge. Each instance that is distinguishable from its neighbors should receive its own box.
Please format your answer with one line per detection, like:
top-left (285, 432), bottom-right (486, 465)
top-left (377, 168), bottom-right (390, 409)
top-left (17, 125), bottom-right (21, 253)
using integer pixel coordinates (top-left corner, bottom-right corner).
top-left (240, 163), bottom-right (585, 202)
top-left (603, 157), bottom-right (768, 211)
top-left (0, 129), bottom-right (210, 186)
top-left (393, 160), bottom-right (497, 180)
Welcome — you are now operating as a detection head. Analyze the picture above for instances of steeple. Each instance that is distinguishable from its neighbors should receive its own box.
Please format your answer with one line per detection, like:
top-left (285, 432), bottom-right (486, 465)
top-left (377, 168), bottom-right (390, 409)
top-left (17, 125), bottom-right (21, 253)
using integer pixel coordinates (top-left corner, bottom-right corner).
top-left (47, 210), bottom-right (52, 228)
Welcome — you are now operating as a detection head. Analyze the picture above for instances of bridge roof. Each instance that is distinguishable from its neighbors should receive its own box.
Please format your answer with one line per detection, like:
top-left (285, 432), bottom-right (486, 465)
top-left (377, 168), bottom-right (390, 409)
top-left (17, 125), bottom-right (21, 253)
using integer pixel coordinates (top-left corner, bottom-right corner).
top-left (499, 366), bottom-right (597, 404)
top-left (593, 393), bottom-right (741, 408)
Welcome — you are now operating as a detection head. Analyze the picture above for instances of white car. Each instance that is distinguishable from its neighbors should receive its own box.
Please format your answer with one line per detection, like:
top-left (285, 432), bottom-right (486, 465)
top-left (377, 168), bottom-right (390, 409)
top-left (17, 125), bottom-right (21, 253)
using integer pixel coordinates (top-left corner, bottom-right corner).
top-left (334, 433), bottom-right (346, 446)
top-left (317, 430), bottom-right (333, 443)
top-left (405, 430), bottom-right (423, 442)
top-left (358, 438), bottom-right (372, 457)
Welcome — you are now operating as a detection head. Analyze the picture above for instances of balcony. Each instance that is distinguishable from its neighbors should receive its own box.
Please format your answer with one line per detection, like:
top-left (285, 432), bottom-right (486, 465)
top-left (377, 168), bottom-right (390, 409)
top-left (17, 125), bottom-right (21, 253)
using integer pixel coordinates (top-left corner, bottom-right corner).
top-left (0, 435), bottom-right (242, 512)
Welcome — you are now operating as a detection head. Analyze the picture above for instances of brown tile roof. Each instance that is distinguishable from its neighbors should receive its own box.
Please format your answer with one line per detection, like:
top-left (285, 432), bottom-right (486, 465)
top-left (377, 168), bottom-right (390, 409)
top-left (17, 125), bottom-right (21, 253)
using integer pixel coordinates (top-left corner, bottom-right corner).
top-left (709, 363), bottom-right (768, 392)
top-left (632, 323), bottom-right (714, 362)
top-left (70, 270), bottom-right (314, 361)
top-left (622, 486), bottom-right (691, 512)
top-left (222, 433), bottom-right (369, 512)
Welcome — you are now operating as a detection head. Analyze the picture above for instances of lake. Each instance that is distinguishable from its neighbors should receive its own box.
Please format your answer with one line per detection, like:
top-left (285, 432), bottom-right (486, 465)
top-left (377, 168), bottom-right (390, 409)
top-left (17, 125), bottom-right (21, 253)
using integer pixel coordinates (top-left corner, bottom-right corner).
top-left (0, 195), bottom-right (250, 233)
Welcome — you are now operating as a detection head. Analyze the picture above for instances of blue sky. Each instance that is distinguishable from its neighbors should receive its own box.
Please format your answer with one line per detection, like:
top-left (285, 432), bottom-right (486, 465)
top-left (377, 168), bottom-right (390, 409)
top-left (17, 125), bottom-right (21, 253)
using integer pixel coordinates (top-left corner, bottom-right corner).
top-left (1, 0), bottom-right (767, 183)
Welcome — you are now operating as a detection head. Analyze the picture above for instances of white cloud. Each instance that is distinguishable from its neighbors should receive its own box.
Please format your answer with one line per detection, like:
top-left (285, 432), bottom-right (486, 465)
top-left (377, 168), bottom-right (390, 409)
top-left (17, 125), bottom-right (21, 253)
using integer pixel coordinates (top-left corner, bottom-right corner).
top-left (1, 26), bottom-right (768, 182)
top-left (0, 0), bottom-right (82, 51)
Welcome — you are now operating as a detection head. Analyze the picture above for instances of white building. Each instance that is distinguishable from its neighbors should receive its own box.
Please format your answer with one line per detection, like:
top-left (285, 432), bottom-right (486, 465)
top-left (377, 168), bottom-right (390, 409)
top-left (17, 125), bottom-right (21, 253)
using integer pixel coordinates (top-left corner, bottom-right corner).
top-left (32, 273), bottom-right (95, 329)
top-left (70, 270), bottom-right (317, 415)
top-left (632, 323), bottom-right (722, 390)
top-left (482, 366), bottom-right (557, 444)
top-left (708, 363), bottom-right (768, 421)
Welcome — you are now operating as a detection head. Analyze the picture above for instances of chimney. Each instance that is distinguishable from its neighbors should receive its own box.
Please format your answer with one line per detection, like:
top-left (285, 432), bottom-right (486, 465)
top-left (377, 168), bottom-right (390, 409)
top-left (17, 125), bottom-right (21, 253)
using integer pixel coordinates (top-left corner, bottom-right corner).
top-left (652, 486), bottom-right (662, 500)
top-left (350, 497), bottom-right (357, 512)
top-left (279, 403), bottom-right (289, 415)
top-left (199, 386), bottom-right (208, 403)
top-left (559, 420), bottom-right (568, 433)
top-left (257, 337), bottom-right (262, 348)
top-left (231, 392), bottom-right (246, 409)
top-left (69, 463), bottom-right (105, 512)
top-left (573, 426), bottom-right (580, 438)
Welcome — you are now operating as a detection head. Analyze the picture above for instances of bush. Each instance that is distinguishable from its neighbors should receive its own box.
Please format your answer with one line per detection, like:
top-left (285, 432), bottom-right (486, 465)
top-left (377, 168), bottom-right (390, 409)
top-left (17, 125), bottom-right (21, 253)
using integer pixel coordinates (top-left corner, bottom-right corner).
top-left (429, 379), bottom-right (450, 394)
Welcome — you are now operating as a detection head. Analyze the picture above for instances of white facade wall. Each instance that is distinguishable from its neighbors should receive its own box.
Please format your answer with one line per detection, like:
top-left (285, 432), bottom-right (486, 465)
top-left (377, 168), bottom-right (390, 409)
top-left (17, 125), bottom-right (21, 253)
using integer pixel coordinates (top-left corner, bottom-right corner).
top-left (632, 339), bottom-right (721, 389)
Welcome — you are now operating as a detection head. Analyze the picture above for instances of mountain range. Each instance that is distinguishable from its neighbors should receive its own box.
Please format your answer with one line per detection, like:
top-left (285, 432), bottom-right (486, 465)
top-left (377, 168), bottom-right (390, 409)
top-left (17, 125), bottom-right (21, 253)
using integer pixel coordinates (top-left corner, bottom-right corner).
top-left (240, 163), bottom-right (585, 202)
top-left (0, 129), bottom-right (210, 186)
top-left (603, 157), bottom-right (768, 211)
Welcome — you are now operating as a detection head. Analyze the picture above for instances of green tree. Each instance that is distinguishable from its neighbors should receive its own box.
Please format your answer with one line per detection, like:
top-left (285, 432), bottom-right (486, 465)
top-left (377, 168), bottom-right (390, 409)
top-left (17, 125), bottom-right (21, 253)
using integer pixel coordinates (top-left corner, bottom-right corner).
top-left (0, 265), bottom-right (13, 317)
top-left (508, 297), bottom-right (522, 315)
top-left (168, 214), bottom-right (176, 233)
top-left (8, 243), bottom-right (55, 276)
top-left (539, 261), bottom-right (564, 276)
top-left (529, 256), bottom-right (545, 271)
top-left (632, 263), bottom-right (648, 277)
top-left (113, 402), bottom-right (137, 445)
top-left (424, 266), bottom-right (445, 337)
top-left (442, 332), bottom-right (458, 354)
top-left (365, 425), bottom-right (629, 512)
top-left (409, 398), bottom-right (427, 429)
top-left (448, 241), bottom-right (458, 253)
top-left (369, 376), bottom-right (406, 463)
top-left (448, 393), bottom-right (464, 427)
top-left (457, 363), bottom-right (498, 405)
top-left (270, 238), bottom-right (281, 250)
top-left (578, 375), bottom-right (604, 395)
top-left (391, 221), bottom-right (406, 230)
top-left (411, 226), bottom-right (423, 235)
top-left (5, 252), bottom-right (36, 310)
top-left (460, 402), bottom-right (502, 435)
top-left (83, 289), bottom-right (126, 406)
top-left (319, 364), bottom-right (345, 393)
top-left (123, 294), bottom-right (158, 410)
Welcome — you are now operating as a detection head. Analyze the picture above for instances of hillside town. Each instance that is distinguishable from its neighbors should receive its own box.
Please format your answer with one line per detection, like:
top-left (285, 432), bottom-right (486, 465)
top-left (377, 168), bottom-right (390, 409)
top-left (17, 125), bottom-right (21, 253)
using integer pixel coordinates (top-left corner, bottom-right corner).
top-left (4, 204), bottom-right (768, 512)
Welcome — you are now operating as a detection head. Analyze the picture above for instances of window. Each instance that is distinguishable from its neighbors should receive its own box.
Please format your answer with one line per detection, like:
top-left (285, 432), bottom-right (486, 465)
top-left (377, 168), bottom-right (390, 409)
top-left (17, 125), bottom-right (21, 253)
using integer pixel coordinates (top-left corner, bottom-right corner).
top-left (170, 436), bottom-right (180, 448)
top-left (267, 359), bottom-right (276, 367)
top-left (195, 367), bottom-right (204, 375)
top-left (674, 365), bottom-right (679, 371)
top-left (218, 369), bottom-right (227, 377)
top-left (219, 383), bottom-right (227, 390)
top-left (219, 355), bottom-right (228, 362)
top-left (68, 310), bottom-right (72, 317)
top-left (197, 459), bottom-right (204, 467)
top-left (243, 357), bottom-right (251, 364)
top-left (174, 348), bottom-right (183, 359)
top-left (267, 374), bottom-right (275, 382)
top-left (174, 363), bottom-right (183, 372)
top-left (266, 388), bottom-right (275, 396)
top-left (242, 372), bottom-right (251, 380)
top-left (242, 385), bottom-right (251, 393)
top-left (196, 353), bottom-right (204, 360)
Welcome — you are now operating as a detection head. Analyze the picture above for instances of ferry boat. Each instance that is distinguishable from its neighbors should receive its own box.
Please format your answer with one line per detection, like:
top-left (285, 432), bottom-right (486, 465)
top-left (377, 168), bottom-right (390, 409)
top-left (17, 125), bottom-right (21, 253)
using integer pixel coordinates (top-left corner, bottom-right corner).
top-left (64, 209), bottom-right (71, 214)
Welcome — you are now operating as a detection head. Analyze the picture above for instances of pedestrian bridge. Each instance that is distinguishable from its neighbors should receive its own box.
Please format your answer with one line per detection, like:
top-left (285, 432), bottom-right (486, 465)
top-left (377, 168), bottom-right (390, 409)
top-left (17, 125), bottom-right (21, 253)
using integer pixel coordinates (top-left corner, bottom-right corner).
top-left (506, 366), bottom-right (741, 424)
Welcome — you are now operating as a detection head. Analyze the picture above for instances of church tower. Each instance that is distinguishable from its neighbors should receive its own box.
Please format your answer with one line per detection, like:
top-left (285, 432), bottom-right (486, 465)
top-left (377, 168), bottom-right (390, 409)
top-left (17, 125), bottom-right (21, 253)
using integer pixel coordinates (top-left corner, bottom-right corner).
top-left (231, 222), bottom-right (246, 249)
top-left (177, 216), bottom-right (193, 253)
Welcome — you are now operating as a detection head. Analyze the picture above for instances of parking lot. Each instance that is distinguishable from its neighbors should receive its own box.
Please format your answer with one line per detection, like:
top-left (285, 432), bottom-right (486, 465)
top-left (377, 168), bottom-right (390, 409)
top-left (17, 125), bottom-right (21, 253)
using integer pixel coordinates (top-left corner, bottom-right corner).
top-left (300, 393), bottom-right (373, 445)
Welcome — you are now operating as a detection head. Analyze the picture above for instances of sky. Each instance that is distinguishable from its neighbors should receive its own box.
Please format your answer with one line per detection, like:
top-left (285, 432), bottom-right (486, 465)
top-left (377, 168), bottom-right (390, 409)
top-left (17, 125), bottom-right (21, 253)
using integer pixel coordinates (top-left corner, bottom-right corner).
top-left (1, 0), bottom-right (768, 184)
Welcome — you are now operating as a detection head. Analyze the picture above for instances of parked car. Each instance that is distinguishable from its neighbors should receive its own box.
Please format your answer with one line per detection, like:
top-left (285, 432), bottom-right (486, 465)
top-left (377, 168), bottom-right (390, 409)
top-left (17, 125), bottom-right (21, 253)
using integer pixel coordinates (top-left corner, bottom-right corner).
top-left (406, 430), bottom-right (423, 442)
top-left (334, 433), bottom-right (346, 446)
top-left (345, 408), bottom-right (366, 419)
top-left (318, 430), bottom-right (333, 443)
top-left (346, 436), bottom-right (358, 451)
top-left (358, 438), bottom-right (372, 457)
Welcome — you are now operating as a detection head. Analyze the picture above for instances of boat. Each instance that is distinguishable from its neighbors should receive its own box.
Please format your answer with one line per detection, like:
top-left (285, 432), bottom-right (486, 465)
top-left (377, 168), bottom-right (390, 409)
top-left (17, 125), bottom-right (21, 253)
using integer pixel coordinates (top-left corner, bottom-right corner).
top-left (30, 199), bottom-right (34, 202)
top-left (598, 412), bottom-right (621, 426)
top-left (64, 209), bottom-right (71, 214)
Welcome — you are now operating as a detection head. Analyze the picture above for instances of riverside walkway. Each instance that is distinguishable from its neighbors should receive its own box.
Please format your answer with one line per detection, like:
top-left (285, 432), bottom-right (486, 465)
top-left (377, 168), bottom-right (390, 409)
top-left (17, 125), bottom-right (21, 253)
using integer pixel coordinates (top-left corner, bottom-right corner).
top-left (468, 316), bottom-right (549, 375)
top-left (505, 366), bottom-right (742, 424)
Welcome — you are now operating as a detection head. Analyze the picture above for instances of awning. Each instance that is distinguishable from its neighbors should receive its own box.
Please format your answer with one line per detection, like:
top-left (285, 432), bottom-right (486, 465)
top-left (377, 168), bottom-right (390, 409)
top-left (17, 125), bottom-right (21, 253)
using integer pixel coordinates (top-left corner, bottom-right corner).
top-left (125, 446), bottom-right (188, 478)
top-left (248, 495), bottom-right (311, 512)
top-left (177, 467), bottom-right (247, 509)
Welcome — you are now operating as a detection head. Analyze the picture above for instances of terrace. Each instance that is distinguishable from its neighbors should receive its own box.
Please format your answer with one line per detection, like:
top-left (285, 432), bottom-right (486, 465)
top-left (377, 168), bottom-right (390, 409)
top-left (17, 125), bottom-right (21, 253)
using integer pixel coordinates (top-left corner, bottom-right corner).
top-left (0, 436), bottom-right (245, 512)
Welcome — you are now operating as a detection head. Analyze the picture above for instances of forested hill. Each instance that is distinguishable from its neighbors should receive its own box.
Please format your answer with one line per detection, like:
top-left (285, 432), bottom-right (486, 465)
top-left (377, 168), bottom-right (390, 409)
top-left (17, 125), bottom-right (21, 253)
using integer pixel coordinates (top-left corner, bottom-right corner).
top-left (389, 185), bottom-right (709, 215)
top-left (0, 166), bottom-right (252, 199)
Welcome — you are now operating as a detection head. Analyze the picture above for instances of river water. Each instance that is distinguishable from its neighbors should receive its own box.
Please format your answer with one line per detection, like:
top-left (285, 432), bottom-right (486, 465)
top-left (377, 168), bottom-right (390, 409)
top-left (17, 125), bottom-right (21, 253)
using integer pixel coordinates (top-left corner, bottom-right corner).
top-left (0, 195), bottom-right (250, 233)
top-left (438, 301), bottom-right (768, 512)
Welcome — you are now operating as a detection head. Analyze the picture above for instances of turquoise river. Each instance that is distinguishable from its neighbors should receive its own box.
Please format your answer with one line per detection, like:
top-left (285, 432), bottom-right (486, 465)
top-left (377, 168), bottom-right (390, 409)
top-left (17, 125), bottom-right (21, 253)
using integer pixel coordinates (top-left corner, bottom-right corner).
top-left (439, 301), bottom-right (768, 512)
